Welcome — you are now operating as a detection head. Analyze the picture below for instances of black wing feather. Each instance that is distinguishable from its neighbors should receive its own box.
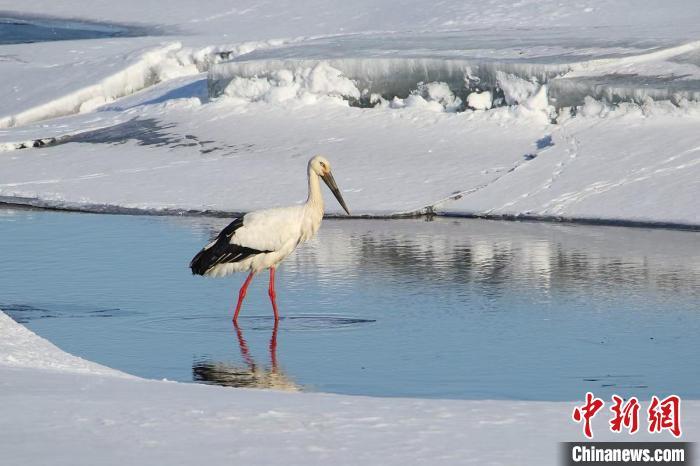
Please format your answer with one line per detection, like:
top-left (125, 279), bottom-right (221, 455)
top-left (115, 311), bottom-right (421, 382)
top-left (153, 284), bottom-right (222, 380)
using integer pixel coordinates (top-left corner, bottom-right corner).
top-left (190, 217), bottom-right (270, 275)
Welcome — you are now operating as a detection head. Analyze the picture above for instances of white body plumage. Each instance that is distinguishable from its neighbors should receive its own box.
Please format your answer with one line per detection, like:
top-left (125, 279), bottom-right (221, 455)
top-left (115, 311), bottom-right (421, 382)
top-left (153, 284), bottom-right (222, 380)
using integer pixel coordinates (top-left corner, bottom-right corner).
top-left (190, 155), bottom-right (349, 283)
top-left (203, 202), bottom-right (323, 277)
top-left (190, 155), bottom-right (350, 321)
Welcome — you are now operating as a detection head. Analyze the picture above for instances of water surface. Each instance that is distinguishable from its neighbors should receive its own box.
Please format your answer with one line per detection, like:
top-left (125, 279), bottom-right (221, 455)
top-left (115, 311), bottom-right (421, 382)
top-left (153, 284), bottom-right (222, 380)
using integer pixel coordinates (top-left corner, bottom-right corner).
top-left (0, 16), bottom-right (148, 45)
top-left (1, 207), bottom-right (698, 400)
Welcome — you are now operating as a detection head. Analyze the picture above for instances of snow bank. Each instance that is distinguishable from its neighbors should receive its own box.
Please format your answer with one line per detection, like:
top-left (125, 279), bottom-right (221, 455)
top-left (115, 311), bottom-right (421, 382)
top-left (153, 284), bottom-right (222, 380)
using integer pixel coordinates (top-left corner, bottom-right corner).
top-left (0, 83), bottom-right (699, 225)
top-left (14, 32), bottom-right (696, 129)
top-left (0, 43), bottom-right (196, 129)
top-left (375, 81), bottom-right (463, 112)
top-left (0, 311), bottom-right (125, 377)
top-left (0, 38), bottom-right (293, 129)
top-left (209, 38), bottom-right (700, 111)
top-left (550, 75), bottom-right (700, 109)
top-left (210, 57), bottom-right (562, 114)
top-left (209, 57), bottom-right (566, 108)
top-left (223, 62), bottom-right (360, 106)
top-left (211, 53), bottom-right (700, 112)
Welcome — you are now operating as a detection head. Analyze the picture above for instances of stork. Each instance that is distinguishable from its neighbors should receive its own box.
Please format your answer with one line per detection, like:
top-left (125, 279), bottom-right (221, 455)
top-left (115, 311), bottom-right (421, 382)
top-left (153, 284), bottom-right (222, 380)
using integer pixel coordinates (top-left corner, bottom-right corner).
top-left (190, 155), bottom-right (350, 322)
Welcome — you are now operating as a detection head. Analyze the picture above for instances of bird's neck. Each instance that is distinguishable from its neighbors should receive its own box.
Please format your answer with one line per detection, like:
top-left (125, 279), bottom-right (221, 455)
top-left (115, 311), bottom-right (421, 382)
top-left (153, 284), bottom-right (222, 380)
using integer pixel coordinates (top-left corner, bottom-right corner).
top-left (306, 168), bottom-right (324, 214)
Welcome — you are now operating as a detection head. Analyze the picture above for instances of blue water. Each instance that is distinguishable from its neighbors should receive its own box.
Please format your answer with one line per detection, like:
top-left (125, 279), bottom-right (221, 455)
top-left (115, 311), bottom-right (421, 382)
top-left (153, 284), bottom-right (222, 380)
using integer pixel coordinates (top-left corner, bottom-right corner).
top-left (1, 207), bottom-right (699, 400)
top-left (0, 16), bottom-right (147, 45)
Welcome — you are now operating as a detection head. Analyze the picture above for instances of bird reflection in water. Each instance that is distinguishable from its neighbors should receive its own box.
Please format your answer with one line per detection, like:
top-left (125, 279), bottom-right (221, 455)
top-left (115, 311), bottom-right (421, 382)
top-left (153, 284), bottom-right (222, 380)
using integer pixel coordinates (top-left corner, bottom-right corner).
top-left (192, 322), bottom-right (299, 391)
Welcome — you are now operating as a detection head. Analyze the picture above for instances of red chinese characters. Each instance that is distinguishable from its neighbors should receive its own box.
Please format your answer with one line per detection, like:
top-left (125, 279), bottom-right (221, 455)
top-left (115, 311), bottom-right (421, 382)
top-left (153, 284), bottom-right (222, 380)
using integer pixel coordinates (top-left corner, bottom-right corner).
top-left (648, 395), bottom-right (681, 438)
top-left (572, 392), bottom-right (605, 438)
top-left (609, 395), bottom-right (640, 434)
top-left (573, 393), bottom-right (683, 438)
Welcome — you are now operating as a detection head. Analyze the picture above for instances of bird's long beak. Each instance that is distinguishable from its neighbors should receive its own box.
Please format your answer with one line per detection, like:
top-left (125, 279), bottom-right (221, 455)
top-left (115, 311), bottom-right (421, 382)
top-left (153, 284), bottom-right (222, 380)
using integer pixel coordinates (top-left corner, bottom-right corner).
top-left (321, 171), bottom-right (351, 215)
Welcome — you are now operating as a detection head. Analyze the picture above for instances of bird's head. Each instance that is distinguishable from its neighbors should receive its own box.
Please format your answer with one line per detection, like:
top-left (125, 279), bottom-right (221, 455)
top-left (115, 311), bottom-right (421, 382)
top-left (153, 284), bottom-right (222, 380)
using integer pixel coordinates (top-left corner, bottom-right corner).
top-left (309, 155), bottom-right (333, 177)
top-left (309, 155), bottom-right (350, 215)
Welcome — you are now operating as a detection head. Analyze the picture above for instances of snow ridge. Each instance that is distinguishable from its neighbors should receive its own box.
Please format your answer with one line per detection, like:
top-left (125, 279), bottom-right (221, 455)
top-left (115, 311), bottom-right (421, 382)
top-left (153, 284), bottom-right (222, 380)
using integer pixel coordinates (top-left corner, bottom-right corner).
top-left (209, 39), bottom-right (700, 111)
top-left (0, 39), bottom-right (292, 129)
top-left (0, 310), bottom-right (127, 377)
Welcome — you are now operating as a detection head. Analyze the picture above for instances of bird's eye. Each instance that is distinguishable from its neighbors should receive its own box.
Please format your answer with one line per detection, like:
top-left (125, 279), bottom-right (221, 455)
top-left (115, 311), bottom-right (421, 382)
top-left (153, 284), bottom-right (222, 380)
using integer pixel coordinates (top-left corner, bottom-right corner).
top-left (320, 162), bottom-right (326, 168)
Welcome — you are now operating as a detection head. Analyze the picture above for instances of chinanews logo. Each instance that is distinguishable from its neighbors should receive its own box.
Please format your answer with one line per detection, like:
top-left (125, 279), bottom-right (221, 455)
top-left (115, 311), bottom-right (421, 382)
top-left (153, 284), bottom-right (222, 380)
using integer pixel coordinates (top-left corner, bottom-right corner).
top-left (562, 393), bottom-right (692, 466)
top-left (572, 392), bottom-right (681, 439)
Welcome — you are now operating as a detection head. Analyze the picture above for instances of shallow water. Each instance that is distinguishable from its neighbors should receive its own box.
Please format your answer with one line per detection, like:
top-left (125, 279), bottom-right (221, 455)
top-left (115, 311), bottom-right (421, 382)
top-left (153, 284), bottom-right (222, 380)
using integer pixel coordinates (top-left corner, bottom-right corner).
top-left (1, 207), bottom-right (699, 400)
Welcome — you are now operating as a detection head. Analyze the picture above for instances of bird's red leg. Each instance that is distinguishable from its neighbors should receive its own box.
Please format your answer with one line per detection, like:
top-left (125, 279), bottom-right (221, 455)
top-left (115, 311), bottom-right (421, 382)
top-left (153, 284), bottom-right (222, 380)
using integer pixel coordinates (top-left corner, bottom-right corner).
top-left (268, 267), bottom-right (280, 321)
top-left (269, 320), bottom-right (279, 371)
top-left (233, 271), bottom-right (255, 322)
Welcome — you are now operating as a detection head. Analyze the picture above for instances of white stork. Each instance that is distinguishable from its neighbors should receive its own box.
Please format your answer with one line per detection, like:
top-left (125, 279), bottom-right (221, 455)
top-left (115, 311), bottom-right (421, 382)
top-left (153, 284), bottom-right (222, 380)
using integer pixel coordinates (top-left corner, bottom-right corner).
top-left (190, 155), bottom-right (350, 322)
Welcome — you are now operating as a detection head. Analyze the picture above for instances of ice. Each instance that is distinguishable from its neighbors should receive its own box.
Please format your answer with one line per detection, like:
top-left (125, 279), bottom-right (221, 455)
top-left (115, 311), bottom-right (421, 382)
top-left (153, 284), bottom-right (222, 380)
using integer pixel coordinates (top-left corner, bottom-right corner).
top-left (496, 71), bottom-right (541, 106)
top-left (209, 36), bottom-right (700, 110)
top-left (209, 56), bottom-right (567, 108)
top-left (223, 62), bottom-right (360, 106)
top-left (550, 74), bottom-right (700, 108)
top-left (466, 90), bottom-right (492, 110)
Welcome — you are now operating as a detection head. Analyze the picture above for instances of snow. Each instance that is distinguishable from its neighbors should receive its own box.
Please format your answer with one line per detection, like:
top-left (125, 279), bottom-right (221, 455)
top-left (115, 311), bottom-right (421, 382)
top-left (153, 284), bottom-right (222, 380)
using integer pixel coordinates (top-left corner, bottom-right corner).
top-left (1, 86), bottom-right (698, 224)
top-left (442, 101), bottom-right (700, 225)
top-left (222, 62), bottom-right (361, 106)
top-left (0, 38), bottom-right (290, 128)
top-left (1, 309), bottom-right (696, 466)
top-left (497, 72), bottom-right (543, 107)
top-left (0, 1), bottom-right (699, 226)
top-left (0, 42), bottom-right (191, 128)
top-left (0, 97), bottom-right (551, 216)
top-left (467, 90), bottom-right (492, 110)
top-left (5, 0), bottom-right (700, 42)
top-left (0, 311), bottom-right (123, 376)
top-left (206, 31), bottom-right (700, 105)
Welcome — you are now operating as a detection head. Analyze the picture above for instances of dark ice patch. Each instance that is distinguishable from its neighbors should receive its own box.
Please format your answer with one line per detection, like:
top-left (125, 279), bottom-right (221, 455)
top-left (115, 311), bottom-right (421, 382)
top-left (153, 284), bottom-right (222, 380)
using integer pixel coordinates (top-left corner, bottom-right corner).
top-left (536, 135), bottom-right (554, 149)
